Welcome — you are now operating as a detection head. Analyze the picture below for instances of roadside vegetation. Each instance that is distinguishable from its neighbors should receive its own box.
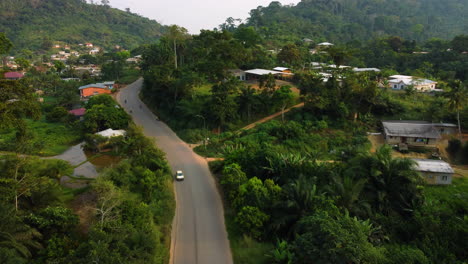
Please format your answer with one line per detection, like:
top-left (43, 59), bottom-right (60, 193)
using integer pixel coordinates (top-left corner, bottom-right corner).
top-left (139, 21), bottom-right (468, 264)
top-left (0, 62), bottom-right (174, 263)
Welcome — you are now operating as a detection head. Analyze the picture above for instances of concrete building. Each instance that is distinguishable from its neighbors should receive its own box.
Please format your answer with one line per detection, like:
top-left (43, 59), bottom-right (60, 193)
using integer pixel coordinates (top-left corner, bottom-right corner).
top-left (382, 121), bottom-right (457, 148)
top-left (412, 159), bottom-right (454, 185)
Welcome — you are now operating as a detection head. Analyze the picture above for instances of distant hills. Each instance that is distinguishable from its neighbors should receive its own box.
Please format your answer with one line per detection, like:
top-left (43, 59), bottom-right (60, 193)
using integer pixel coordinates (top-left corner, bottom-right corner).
top-left (0, 0), bottom-right (167, 52)
top-left (244, 0), bottom-right (468, 44)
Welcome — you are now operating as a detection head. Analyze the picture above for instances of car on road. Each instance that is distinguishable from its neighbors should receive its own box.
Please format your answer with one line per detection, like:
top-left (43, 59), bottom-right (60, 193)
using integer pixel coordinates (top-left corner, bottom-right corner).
top-left (176, 170), bottom-right (184, 181)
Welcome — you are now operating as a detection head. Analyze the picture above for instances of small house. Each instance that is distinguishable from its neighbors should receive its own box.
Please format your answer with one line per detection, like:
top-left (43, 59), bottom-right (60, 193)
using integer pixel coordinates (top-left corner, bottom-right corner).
top-left (79, 82), bottom-right (114, 98)
top-left (228, 69), bottom-right (246, 81)
top-left (244, 69), bottom-right (283, 80)
top-left (412, 159), bottom-right (454, 185)
top-left (388, 75), bottom-right (437, 91)
top-left (96, 128), bottom-right (126, 138)
top-left (4, 72), bottom-right (24, 80)
top-left (69, 108), bottom-right (86, 118)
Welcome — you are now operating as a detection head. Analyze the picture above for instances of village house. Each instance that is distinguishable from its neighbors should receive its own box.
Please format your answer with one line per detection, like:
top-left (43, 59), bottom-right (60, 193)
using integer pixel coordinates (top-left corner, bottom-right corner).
top-left (412, 159), bottom-right (454, 185)
top-left (78, 82), bottom-right (115, 98)
top-left (228, 69), bottom-right (246, 81)
top-left (4, 72), bottom-right (24, 80)
top-left (68, 108), bottom-right (86, 120)
top-left (85, 43), bottom-right (94, 48)
top-left (382, 120), bottom-right (457, 148)
top-left (244, 69), bottom-right (283, 80)
top-left (388, 75), bottom-right (437, 92)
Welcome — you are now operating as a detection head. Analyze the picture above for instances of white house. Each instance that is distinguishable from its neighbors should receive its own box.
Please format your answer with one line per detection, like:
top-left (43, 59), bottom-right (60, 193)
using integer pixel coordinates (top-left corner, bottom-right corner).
top-left (96, 128), bottom-right (126, 138)
top-left (228, 69), bottom-right (246, 81)
top-left (388, 75), bottom-right (437, 91)
top-left (412, 159), bottom-right (454, 185)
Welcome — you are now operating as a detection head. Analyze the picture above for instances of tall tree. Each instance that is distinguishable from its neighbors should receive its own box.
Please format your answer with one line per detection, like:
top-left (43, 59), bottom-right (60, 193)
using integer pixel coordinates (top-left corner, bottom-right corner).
top-left (166, 25), bottom-right (189, 69)
top-left (445, 80), bottom-right (468, 137)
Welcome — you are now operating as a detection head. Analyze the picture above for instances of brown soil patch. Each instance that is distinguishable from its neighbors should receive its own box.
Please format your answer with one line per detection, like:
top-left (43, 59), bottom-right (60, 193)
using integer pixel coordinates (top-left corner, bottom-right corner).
top-left (70, 191), bottom-right (97, 235)
top-left (368, 134), bottom-right (384, 153)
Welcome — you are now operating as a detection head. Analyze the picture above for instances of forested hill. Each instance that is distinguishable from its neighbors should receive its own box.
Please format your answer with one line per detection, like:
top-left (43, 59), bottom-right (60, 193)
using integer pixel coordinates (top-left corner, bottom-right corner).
top-left (245, 0), bottom-right (468, 44)
top-left (0, 0), bottom-right (166, 51)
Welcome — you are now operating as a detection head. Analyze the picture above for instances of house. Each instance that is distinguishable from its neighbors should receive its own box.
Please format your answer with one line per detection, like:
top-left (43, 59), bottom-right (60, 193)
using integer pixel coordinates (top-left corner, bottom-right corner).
top-left (79, 82), bottom-right (114, 98)
top-left (96, 128), bottom-right (126, 138)
top-left (4, 72), bottom-right (24, 80)
top-left (244, 69), bottom-right (283, 80)
top-left (317, 42), bottom-right (334, 47)
top-left (388, 75), bottom-right (437, 92)
top-left (85, 43), bottom-right (93, 48)
top-left (353, 68), bottom-right (381, 73)
top-left (273, 67), bottom-right (292, 73)
top-left (228, 69), bottom-right (246, 81)
top-left (382, 121), bottom-right (456, 147)
top-left (69, 108), bottom-right (86, 119)
top-left (89, 48), bottom-right (100, 55)
top-left (412, 159), bottom-right (454, 185)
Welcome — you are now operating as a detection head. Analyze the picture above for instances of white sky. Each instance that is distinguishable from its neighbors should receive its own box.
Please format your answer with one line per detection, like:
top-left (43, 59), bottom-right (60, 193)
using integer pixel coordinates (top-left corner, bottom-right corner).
top-left (106, 0), bottom-right (301, 34)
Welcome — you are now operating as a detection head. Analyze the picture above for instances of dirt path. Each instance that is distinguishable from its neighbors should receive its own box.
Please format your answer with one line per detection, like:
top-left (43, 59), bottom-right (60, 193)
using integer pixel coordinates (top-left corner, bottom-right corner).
top-left (240, 102), bottom-right (304, 131)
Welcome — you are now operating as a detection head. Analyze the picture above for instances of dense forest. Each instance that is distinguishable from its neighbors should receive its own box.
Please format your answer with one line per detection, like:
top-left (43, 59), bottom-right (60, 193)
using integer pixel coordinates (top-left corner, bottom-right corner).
top-left (140, 22), bottom-right (468, 263)
top-left (0, 0), bottom-right (167, 52)
top-left (237, 0), bottom-right (468, 45)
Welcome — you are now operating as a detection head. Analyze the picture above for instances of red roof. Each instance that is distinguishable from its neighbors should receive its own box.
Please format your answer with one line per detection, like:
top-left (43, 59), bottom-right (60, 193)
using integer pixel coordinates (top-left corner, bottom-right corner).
top-left (68, 108), bottom-right (86, 116)
top-left (4, 72), bottom-right (24, 79)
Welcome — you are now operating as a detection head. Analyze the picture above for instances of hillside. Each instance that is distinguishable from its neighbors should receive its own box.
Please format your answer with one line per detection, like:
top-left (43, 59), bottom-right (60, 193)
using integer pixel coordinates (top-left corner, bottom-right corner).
top-left (245, 0), bottom-right (468, 44)
top-left (0, 0), bottom-right (167, 52)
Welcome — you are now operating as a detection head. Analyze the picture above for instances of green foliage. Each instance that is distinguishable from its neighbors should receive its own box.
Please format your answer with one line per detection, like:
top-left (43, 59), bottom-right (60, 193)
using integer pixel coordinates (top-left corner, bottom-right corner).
top-left (0, 32), bottom-right (13, 55)
top-left (236, 206), bottom-right (270, 239)
top-left (293, 211), bottom-right (387, 264)
top-left (83, 95), bottom-right (130, 132)
top-left (0, 0), bottom-right (167, 53)
top-left (244, 0), bottom-right (468, 44)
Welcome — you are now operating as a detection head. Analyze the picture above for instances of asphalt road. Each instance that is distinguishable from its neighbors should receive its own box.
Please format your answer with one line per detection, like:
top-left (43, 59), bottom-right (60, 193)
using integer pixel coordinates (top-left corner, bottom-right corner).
top-left (116, 79), bottom-right (233, 264)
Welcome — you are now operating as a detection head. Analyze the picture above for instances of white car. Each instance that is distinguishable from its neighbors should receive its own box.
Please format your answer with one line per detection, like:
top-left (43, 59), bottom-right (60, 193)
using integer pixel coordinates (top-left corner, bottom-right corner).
top-left (176, 170), bottom-right (184, 181)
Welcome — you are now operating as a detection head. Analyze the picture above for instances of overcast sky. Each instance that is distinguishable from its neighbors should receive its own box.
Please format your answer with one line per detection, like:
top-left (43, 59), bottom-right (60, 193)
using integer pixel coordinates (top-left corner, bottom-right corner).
top-left (106, 0), bottom-right (301, 34)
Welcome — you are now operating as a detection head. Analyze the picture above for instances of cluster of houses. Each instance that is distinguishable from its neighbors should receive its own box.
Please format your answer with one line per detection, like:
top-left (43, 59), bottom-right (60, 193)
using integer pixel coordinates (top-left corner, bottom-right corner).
top-left (381, 120), bottom-right (458, 185)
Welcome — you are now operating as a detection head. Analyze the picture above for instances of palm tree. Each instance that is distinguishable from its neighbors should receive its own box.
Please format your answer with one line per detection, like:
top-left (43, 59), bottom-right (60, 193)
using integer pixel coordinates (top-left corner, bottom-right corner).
top-left (445, 80), bottom-right (468, 137)
top-left (353, 146), bottom-right (423, 216)
top-left (325, 173), bottom-right (369, 216)
top-left (271, 175), bottom-right (322, 238)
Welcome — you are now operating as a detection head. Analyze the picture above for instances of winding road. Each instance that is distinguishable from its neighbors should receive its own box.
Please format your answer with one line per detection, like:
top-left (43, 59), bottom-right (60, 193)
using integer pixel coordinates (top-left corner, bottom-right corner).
top-left (116, 79), bottom-right (232, 264)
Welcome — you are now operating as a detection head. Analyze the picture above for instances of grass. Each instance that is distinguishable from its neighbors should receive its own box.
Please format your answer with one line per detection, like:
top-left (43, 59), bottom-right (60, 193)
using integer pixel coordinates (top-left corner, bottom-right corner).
top-left (0, 118), bottom-right (82, 156)
top-left (225, 208), bottom-right (274, 264)
top-left (424, 177), bottom-right (468, 210)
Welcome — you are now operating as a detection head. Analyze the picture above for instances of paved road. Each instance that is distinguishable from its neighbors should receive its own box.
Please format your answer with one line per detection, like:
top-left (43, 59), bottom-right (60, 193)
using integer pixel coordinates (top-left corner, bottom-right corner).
top-left (116, 79), bottom-right (232, 264)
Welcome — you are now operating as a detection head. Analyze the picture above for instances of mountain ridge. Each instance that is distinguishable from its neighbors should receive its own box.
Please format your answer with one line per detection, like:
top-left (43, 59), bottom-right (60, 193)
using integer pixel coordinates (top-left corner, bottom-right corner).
top-left (0, 0), bottom-right (167, 52)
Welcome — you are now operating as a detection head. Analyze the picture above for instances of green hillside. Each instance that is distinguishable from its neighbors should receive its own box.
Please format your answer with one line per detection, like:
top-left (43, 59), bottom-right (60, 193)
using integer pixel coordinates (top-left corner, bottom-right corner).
top-left (0, 0), bottom-right (167, 52)
top-left (244, 0), bottom-right (468, 44)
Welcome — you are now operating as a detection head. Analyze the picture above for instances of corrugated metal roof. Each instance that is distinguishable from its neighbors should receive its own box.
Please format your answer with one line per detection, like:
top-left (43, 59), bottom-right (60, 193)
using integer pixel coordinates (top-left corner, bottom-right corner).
top-left (244, 69), bottom-right (282, 75)
top-left (382, 121), bottom-right (440, 138)
top-left (273, 67), bottom-right (291, 71)
top-left (412, 159), bottom-right (454, 174)
top-left (78, 83), bottom-right (108, 90)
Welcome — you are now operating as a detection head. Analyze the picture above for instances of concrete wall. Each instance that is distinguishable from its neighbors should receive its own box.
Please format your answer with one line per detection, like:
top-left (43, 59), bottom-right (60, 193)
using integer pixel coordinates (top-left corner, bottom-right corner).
top-left (385, 135), bottom-right (438, 146)
top-left (80, 87), bottom-right (112, 97)
top-left (421, 171), bottom-right (452, 185)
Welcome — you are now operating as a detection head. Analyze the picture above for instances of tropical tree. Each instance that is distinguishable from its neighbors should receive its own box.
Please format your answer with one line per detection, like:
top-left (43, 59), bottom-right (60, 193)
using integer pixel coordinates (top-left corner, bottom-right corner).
top-left (166, 25), bottom-right (190, 69)
top-left (237, 86), bottom-right (257, 122)
top-left (350, 145), bottom-right (423, 216)
top-left (326, 173), bottom-right (369, 216)
top-left (445, 80), bottom-right (468, 137)
top-left (272, 86), bottom-right (295, 122)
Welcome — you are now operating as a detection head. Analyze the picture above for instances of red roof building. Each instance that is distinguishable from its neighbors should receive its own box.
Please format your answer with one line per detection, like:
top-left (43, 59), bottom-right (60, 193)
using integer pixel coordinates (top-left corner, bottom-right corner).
top-left (68, 108), bottom-right (86, 117)
top-left (4, 72), bottom-right (24, 80)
